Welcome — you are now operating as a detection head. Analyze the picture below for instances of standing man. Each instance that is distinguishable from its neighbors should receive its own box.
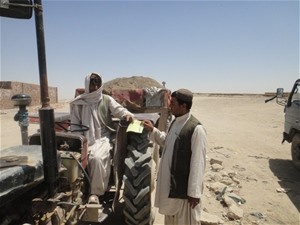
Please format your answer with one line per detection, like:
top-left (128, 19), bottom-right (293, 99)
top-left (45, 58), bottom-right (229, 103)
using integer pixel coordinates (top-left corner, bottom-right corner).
top-left (143, 88), bottom-right (207, 225)
top-left (70, 72), bottom-right (134, 204)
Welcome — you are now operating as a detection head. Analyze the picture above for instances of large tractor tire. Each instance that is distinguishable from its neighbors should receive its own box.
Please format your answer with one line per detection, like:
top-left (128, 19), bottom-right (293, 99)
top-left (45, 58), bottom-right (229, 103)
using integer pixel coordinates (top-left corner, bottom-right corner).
top-left (123, 130), bottom-right (156, 225)
top-left (291, 134), bottom-right (300, 170)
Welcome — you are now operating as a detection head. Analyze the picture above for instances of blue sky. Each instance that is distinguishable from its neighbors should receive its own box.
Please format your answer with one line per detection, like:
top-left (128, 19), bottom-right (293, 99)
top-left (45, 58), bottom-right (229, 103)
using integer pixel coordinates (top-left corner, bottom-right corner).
top-left (1, 0), bottom-right (299, 100)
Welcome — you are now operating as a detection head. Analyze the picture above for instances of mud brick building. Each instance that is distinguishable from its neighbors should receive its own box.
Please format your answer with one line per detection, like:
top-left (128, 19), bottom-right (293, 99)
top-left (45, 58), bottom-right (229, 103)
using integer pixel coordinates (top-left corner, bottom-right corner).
top-left (0, 81), bottom-right (57, 109)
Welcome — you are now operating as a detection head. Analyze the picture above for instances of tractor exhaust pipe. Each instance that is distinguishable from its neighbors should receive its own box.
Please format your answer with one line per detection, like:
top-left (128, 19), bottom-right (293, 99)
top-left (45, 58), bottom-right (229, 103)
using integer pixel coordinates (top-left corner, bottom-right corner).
top-left (34, 0), bottom-right (58, 197)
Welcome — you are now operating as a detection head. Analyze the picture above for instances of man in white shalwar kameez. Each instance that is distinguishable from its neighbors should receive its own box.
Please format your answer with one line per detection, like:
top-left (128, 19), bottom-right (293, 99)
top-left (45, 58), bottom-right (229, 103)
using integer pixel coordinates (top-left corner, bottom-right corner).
top-left (70, 73), bottom-right (134, 203)
top-left (143, 88), bottom-right (207, 225)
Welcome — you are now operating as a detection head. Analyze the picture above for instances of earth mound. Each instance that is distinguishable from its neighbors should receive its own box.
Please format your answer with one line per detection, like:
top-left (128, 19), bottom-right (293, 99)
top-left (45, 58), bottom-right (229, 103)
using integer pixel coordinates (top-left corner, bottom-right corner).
top-left (103, 76), bottom-right (164, 95)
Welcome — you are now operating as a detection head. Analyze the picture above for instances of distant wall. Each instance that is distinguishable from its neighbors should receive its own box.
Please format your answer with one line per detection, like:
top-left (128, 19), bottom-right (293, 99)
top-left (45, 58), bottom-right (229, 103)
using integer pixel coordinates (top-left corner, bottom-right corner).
top-left (0, 81), bottom-right (58, 109)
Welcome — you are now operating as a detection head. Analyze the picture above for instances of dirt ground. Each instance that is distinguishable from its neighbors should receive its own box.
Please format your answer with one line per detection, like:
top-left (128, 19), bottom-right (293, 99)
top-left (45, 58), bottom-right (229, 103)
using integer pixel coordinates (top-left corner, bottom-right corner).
top-left (1, 94), bottom-right (299, 225)
top-left (193, 94), bottom-right (299, 225)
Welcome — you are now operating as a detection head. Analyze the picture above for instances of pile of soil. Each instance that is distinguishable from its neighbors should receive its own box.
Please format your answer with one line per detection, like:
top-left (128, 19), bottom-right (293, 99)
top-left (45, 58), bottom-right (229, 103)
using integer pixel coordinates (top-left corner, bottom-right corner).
top-left (103, 76), bottom-right (164, 95)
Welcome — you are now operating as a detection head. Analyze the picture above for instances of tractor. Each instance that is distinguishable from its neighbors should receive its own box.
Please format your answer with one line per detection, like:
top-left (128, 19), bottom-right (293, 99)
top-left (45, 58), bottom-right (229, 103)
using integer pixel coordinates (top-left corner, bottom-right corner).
top-left (0, 1), bottom-right (170, 224)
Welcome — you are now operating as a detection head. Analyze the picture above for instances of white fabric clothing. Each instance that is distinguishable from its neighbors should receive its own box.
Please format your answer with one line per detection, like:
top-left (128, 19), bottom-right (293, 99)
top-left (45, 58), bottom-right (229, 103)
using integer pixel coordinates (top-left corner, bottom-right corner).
top-left (165, 201), bottom-right (201, 225)
top-left (87, 137), bottom-right (112, 195)
top-left (70, 74), bottom-right (103, 145)
top-left (149, 112), bottom-right (207, 223)
top-left (70, 73), bottom-right (134, 196)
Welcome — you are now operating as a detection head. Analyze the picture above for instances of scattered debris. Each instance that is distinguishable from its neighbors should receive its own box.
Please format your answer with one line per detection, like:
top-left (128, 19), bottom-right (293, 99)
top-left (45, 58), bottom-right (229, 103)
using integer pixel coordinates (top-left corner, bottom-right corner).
top-left (248, 155), bottom-right (270, 160)
top-left (216, 186), bottom-right (227, 201)
top-left (227, 203), bottom-right (244, 220)
top-left (276, 187), bottom-right (291, 193)
top-left (200, 210), bottom-right (224, 225)
top-left (250, 212), bottom-right (265, 219)
top-left (211, 163), bottom-right (224, 172)
top-left (227, 195), bottom-right (246, 205)
top-left (210, 158), bottom-right (223, 165)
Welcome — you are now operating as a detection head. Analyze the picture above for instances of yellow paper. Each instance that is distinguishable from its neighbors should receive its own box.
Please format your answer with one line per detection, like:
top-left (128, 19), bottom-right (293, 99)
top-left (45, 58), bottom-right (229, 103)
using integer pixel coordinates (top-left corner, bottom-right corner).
top-left (126, 120), bottom-right (144, 133)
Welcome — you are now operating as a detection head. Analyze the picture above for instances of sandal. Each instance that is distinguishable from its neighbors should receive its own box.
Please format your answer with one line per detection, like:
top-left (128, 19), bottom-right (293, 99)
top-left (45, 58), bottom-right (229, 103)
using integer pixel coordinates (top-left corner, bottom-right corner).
top-left (88, 195), bottom-right (99, 204)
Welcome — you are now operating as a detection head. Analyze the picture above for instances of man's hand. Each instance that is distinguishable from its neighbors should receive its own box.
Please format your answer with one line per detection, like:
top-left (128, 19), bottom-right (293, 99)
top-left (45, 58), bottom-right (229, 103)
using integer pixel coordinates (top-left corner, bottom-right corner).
top-left (124, 115), bottom-right (134, 123)
top-left (187, 196), bottom-right (200, 209)
top-left (142, 120), bottom-right (154, 132)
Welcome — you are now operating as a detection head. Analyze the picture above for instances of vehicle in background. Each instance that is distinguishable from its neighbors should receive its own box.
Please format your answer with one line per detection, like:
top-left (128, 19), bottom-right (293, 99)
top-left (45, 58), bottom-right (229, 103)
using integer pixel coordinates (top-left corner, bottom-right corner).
top-left (265, 79), bottom-right (300, 170)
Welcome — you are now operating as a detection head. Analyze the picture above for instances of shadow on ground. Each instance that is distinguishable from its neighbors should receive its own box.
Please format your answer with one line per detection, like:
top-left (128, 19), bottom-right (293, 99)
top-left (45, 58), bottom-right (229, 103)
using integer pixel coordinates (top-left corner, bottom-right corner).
top-left (268, 158), bottom-right (300, 212)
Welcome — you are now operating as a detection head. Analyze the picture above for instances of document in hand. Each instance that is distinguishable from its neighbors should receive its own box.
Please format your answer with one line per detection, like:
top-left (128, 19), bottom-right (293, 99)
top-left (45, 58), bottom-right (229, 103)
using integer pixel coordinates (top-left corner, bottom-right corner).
top-left (126, 120), bottom-right (144, 133)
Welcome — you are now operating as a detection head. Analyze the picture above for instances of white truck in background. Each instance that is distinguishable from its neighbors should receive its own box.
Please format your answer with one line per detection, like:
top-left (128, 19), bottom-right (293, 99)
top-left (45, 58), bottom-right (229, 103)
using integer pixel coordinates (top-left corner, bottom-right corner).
top-left (265, 79), bottom-right (300, 170)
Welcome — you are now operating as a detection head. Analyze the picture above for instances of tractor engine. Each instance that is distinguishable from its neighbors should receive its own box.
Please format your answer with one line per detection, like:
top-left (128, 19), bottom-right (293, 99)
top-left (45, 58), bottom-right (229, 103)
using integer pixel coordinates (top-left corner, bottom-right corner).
top-left (31, 152), bottom-right (86, 225)
top-left (30, 132), bottom-right (88, 225)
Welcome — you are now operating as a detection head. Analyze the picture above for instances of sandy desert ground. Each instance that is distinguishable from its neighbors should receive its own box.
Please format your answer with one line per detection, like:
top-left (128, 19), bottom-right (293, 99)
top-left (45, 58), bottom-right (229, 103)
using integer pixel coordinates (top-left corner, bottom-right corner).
top-left (0, 94), bottom-right (299, 225)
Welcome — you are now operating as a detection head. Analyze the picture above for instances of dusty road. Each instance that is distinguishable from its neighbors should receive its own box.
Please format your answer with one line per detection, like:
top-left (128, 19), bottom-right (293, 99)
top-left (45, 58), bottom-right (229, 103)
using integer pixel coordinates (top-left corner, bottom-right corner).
top-left (1, 95), bottom-right (299, 224)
